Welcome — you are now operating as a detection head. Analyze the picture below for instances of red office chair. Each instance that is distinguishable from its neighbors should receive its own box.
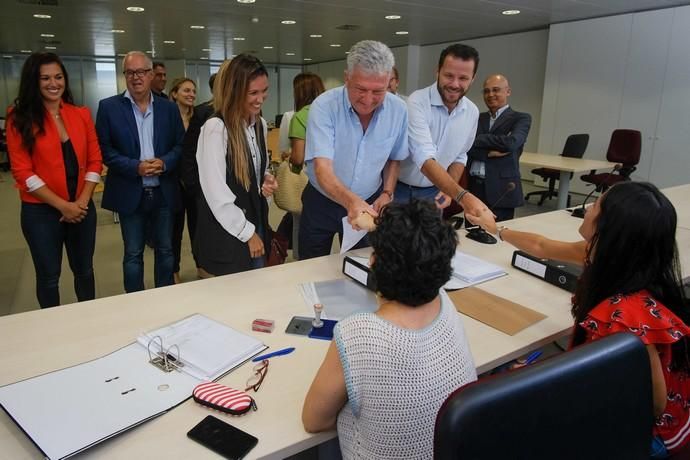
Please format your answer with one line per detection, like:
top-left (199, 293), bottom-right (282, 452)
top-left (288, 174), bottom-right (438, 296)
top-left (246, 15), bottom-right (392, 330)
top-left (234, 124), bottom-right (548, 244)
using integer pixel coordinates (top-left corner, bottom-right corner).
top-left (580, 129), bottom-right (641, 192)
top-left (525, 134), bottom-right (589, 206)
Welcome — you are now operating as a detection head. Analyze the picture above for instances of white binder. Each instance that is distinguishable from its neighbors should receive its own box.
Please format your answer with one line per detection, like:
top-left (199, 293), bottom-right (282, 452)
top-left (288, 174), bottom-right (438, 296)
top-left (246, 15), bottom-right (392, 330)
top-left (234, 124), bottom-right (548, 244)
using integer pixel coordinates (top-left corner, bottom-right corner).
top-left (0, 314), bottom-right (266, 460)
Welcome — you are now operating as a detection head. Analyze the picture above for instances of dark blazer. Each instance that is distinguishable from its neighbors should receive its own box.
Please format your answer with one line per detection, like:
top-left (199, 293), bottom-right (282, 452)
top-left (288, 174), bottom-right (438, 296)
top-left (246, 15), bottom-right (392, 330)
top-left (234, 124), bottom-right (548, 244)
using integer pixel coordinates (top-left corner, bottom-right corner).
top-left (467, 107), bottom-right (531, 208)
top-left (194, 117), bottom-right (270, 276)
top-left (96, 93), bottom-right (184, 215)
top-left (180, 100), bottom-right (214, 191)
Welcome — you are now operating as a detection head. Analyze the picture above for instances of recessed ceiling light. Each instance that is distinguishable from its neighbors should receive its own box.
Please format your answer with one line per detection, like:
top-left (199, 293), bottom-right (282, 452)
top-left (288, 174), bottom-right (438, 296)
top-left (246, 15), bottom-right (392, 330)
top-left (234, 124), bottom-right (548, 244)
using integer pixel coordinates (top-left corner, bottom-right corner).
top-left (281, 20), bottom-right (296, 25)
top-left (126, 6), bottom-right (145, 12)
top-left (111, 29), bottom-right (125, 33)
top-left (237, 0), bottom-right (256, 3)
top-left (202, 48), bottom-right (212, 52)
top-left (263, 46), bottom-right (273, 49)
top-left (285, 52), bottom-right (295, 56)
top-left (385, 15), bottom-right (401, 20)
top-left (190, 25), bottom-right (205, 29)
top-left (21, 49), bottom-right (32, 53)
top-left (502, 9), bottom-right (521, 15)
top-left (395, 31), bottom-right (409, 35)
top-left (330, 43), bottom-right (341, 47)
top-left (233, 37), bottom-right (245, 41)
top-left (117, 53), bottom-right (126, 57)
top-left (45, 46), bottom-right (57, 50)
top-left (309, 34), bottom-right (322, 38)
top-left (200, 57), bottom-right (209, 60)
top-left (303, 58), bottom-right (312, 61)
top-left (3, 55), bottom-right (12, 58)
top-left (145, 50), bottom-right (153, 54)
top-left (33, 14), bottom-right (51, 19)
top-left (163, 40), bottom-right (175, 44)
top-left (40, 33), bottom-right (55, 38)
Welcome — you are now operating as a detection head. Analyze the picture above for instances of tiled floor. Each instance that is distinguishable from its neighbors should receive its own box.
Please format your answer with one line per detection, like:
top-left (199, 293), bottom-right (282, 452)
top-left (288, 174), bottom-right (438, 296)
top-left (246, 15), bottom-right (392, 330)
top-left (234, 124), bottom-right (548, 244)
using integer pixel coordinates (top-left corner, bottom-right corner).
top-left (0, 170), bottom-right (584, 317)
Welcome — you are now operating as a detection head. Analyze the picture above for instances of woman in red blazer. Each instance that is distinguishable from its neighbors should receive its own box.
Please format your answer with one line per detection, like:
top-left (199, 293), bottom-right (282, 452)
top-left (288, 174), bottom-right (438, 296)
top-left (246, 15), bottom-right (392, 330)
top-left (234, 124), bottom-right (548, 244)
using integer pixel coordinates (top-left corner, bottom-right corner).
top-left (6, 52), bottom-right (102, 308)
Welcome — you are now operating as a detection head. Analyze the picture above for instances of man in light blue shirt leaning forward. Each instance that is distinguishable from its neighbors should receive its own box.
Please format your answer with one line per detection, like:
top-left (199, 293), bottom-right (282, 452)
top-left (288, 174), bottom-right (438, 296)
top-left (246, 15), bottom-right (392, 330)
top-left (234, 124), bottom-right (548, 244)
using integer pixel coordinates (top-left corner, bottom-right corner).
top-left (396, 44), bottom-right (493, 224)
top-left (299, 40), bottom-right (408, 259)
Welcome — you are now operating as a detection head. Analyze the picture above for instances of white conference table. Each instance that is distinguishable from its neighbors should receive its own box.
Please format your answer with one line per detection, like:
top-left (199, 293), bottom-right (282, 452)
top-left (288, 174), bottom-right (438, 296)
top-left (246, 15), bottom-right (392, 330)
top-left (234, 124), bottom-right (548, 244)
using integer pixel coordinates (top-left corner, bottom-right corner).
top-left (1, 187), bottom-right (688, 460)
top-left (520, 152), bottom-right (618, 209)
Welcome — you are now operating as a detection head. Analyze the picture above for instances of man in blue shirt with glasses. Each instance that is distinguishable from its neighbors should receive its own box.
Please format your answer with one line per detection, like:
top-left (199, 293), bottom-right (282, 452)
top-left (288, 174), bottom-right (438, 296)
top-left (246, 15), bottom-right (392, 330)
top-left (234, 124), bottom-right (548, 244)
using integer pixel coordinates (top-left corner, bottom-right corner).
top-left (299, 40), bottom-right (408, 259)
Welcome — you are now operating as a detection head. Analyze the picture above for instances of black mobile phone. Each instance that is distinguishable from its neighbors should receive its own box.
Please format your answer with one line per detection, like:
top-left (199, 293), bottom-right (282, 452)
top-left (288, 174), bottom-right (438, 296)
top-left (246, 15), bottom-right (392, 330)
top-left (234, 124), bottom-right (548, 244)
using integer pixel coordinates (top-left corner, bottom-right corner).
top-left (187, 415), bottom-right (258, 460)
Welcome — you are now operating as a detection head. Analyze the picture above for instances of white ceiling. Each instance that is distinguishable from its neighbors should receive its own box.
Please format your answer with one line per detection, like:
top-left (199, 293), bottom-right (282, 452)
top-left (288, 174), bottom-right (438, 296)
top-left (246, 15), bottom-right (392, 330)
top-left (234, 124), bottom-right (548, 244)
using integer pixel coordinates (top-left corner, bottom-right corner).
top-left (1, 0), bottom-right (689, 64)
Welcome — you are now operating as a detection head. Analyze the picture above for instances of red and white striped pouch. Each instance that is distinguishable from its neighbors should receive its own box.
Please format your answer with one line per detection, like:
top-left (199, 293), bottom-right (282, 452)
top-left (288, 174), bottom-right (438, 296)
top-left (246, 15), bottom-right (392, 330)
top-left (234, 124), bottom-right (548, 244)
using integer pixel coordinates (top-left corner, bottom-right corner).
top-left (192, 382), bottom-right (257, 416)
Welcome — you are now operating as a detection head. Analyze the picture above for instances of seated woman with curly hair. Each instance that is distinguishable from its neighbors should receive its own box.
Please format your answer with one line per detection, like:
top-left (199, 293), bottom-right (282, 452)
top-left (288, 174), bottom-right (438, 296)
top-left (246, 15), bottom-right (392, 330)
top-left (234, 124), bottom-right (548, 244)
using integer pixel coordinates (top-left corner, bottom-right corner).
top-left (302, 199), bottom-right (477, 459)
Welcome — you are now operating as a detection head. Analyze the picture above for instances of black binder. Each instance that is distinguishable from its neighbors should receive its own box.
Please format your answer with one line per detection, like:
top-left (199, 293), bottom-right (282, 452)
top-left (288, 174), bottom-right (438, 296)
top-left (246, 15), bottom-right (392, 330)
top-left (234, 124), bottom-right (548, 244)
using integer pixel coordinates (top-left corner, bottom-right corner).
top-left (511, 250), bottom-right (582, 293)
top-left (342, 256), bottom-right (376, 291)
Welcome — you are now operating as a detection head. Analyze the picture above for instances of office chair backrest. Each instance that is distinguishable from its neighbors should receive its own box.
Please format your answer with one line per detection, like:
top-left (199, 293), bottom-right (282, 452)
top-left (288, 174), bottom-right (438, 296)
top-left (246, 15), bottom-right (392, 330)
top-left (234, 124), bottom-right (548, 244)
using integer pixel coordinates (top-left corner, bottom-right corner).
top-left (607, 129), bottom-right (641, 167)
top-left (434, 332), bottom-right (653, 460)
top-left (561, 133), bottom-right (589, 159)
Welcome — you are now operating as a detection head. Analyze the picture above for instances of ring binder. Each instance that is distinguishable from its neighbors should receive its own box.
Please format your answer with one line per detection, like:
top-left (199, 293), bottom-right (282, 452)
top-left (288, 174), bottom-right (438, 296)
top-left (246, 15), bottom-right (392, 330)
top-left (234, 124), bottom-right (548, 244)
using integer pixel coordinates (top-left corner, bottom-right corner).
top-left (0, 314), bottom-right (268, 460)
top-left (146, 335), bottom-right (184, 373)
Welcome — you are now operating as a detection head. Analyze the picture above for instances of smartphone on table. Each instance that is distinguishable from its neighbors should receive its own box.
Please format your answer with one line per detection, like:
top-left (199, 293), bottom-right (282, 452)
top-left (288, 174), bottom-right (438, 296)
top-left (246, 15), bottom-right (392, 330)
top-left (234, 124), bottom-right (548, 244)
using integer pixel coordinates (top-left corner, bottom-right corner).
top-left (187, 415), bottom-right (258, 459)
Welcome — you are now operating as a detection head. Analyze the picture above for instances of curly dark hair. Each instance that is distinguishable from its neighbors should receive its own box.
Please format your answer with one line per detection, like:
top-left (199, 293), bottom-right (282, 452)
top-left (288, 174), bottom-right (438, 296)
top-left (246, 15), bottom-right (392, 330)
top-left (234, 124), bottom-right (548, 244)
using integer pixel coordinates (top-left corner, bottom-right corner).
top-left (9, 52), bottom-right (74, 153)
top-left (369, 199), bottom-right (458, 307)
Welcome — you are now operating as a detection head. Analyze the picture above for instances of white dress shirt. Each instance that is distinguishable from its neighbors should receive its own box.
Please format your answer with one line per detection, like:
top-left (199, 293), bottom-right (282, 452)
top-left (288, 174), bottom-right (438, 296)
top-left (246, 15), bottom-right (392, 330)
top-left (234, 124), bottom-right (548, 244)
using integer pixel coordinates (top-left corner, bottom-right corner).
top-left (398, 83), bottom-right (479, 188)
top-left (197, 117), bottom-right (268, 243)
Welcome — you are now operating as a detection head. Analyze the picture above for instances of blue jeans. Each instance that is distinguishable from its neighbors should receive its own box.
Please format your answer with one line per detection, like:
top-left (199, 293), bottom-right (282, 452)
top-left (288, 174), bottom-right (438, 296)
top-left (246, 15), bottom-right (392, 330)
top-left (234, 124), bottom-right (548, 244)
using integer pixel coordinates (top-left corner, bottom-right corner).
top-left (651, 435), bottom-right (669, 459)
top-left (119, 188), bottom-right (174, 292)
top-left (21, 201), bottom-right (96, 308)
top-left (394, 182), bottom-right (440, 203)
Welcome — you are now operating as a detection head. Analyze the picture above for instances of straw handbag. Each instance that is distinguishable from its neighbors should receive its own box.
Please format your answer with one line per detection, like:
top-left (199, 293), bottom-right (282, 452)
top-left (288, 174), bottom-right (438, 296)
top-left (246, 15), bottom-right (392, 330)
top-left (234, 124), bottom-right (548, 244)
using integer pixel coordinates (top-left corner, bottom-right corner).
top-left (273, 161), bottom-right (308, 214)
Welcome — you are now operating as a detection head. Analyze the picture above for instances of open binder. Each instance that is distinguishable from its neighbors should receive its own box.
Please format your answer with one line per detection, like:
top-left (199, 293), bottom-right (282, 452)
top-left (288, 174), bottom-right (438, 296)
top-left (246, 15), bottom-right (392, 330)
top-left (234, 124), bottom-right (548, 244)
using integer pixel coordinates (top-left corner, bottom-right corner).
top-left (0, 314), bottom-right (266, 460)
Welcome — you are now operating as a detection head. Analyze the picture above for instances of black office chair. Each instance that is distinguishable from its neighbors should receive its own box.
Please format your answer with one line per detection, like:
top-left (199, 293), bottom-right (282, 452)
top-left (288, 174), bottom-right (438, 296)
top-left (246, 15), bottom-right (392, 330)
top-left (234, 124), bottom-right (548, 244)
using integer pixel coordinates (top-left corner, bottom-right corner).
top-left (434, 332), bottom-right (653, 460)
top-left (580, 129), bottom-right (641, 193)
top-left (525, 134), bottom-right (589, 206)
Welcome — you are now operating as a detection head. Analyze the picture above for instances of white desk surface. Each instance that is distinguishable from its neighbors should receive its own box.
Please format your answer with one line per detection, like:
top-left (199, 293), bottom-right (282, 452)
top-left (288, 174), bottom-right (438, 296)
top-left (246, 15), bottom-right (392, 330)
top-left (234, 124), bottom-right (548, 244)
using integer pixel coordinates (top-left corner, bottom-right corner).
top-left (521, 152), bottom-right (618, 173)
top-left (1, 188), bottom-right (688, 460)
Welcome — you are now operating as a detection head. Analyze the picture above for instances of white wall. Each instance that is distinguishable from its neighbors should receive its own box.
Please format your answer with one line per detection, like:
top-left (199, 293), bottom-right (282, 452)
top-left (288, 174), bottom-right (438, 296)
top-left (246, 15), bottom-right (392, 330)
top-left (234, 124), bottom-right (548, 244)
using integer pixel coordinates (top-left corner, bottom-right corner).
top-left (538, 5), bottom-right (690, 191)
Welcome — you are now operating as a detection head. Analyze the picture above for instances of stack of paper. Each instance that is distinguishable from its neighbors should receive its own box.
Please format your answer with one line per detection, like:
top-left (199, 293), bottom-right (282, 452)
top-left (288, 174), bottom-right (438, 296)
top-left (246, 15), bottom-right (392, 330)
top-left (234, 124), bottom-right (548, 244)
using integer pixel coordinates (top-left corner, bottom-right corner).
top-left (137, 314), bottom-right (267, 381)
top-left (299, 279), bottom-right (379, 320)
top-left (444, 251), bottom-right (507, 290)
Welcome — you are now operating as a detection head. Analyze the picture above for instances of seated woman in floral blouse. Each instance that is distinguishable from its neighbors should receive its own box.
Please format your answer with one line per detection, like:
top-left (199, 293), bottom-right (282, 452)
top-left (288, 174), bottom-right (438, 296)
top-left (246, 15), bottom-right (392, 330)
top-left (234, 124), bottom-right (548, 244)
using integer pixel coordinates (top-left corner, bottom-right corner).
top-left (469, 181), bottom-right (690, 458)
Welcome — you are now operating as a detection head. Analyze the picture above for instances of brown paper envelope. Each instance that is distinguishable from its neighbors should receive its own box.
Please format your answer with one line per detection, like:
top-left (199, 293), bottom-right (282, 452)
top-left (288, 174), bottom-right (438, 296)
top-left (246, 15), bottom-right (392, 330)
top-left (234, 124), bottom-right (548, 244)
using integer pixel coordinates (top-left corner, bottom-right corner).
top-left (447, 287), bottom-right (546, 335)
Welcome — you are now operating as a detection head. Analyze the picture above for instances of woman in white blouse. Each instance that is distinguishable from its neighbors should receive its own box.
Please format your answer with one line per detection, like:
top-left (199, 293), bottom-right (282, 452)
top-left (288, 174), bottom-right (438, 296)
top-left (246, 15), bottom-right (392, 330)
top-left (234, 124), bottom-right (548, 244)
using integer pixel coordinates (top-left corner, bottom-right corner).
top-left (194, 54), bottom-right (278, 276)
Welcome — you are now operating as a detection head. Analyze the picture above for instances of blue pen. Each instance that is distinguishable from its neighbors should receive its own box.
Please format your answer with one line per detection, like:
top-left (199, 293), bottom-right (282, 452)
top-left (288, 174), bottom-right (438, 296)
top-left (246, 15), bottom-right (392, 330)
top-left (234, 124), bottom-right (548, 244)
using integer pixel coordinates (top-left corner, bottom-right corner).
top-left (524, 350), bottom-right (543, 365)
top-left (252, 347), bottom-right (296, 362)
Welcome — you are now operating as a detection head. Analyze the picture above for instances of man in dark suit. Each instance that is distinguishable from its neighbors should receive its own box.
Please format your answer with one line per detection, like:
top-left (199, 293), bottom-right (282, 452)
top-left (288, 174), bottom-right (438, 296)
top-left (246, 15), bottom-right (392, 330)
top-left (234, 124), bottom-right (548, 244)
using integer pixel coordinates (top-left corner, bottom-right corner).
top-left (96, 51), bottom-right (184, 292)
top-left (467, 74), bottom-right (531, 221)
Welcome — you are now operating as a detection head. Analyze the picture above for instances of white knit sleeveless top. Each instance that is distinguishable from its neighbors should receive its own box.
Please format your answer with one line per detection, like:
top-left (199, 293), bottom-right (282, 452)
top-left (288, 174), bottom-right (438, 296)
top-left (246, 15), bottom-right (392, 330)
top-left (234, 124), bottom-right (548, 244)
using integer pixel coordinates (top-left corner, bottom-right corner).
top-left (334, 292), bottom-right (477, 459)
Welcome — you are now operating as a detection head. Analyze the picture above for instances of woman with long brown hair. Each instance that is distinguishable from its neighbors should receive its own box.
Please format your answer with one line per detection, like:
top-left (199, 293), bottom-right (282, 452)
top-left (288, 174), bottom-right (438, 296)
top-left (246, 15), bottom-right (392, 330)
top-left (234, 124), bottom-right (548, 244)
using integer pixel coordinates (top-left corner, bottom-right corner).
top-left (6, 52), bottom-right (102, 308)
top-left (194, 54), bottom-right (278, 275)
